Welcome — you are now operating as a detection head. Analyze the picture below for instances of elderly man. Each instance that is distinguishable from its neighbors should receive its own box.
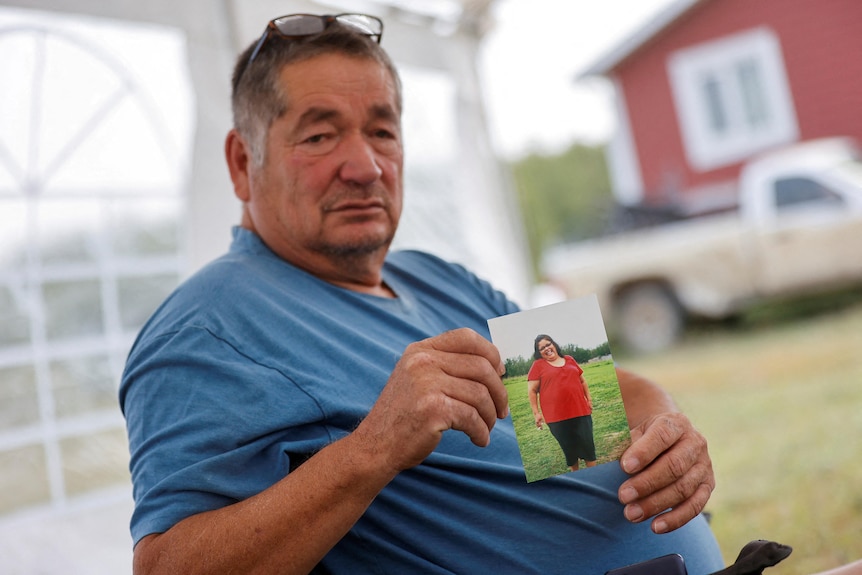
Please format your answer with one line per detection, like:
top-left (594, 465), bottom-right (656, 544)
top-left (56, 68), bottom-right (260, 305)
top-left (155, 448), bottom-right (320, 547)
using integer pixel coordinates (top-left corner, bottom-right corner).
top-left (121, 14), bottom-right (723, 574)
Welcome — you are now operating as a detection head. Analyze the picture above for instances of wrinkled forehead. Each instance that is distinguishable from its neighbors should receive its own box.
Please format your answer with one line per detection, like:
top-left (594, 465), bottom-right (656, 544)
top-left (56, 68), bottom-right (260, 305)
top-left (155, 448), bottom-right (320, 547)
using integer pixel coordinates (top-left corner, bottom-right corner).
top-left (277, 52), bottom-right (402, 117)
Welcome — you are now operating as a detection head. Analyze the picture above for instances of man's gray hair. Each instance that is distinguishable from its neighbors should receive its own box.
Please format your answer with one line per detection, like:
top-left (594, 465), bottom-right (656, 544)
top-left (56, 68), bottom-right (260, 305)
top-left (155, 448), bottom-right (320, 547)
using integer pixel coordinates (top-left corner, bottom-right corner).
top-left (230, 23), bottom-right (403, 166)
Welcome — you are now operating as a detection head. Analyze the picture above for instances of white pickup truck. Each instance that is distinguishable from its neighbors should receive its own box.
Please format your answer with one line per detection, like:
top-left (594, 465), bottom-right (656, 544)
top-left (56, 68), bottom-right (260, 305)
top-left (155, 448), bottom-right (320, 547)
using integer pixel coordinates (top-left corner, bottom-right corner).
top-left (542, 138), bottom-right (862, 353)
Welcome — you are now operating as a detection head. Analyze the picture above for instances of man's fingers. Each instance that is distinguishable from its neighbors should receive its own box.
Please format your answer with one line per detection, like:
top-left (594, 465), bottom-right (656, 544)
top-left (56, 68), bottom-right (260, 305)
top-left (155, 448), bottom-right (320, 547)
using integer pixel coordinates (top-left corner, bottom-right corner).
top-left (622, 455), bottom-right (713, 519)
top-left (413, 330), bottom-right (509, 419)
top-left (618, 411), bottom-right (714, 533)
top-left (364, 329), bottom-right (509, 472)
top-left (621, 413), bottom-right (686, 474)
top-left (440, 376), bottom-right (504, 434)
top-left (646, 481), bottom-right (714, 534)
top-left (423, 328), bottom-right (505, 376)
top-left (390, 374), bottom-right (499, 452)
top-left (441, 363), bottom-right (509, 420)
top-left (622, 438), bottom-right (702, 496)
top-left (442, 395), bottom-right (495, 447)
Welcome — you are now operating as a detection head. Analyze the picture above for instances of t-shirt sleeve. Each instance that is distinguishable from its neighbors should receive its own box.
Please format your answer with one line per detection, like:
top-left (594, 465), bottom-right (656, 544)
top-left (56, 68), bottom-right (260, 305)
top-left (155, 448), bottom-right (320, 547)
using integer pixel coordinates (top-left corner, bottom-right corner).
top-left (120, 326), bottom-right (331, 545)
top-left (526, 360), bottom-right (543, 382)
top-left (569, 357), bottom-right (584, 377)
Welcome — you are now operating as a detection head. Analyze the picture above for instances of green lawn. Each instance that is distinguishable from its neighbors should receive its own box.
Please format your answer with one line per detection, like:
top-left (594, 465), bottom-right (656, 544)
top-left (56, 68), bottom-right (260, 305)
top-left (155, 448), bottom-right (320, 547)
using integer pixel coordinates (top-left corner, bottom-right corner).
top-left (505, 359), bottom-right (631, 482)
top-left (621, 297), bottom-right (862, 574)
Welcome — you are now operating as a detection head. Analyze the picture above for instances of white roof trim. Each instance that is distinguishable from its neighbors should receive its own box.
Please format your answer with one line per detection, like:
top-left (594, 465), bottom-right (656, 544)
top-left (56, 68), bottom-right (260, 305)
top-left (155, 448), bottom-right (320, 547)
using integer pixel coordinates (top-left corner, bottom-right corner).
top-left (578, 0), bottom-right (707, 78)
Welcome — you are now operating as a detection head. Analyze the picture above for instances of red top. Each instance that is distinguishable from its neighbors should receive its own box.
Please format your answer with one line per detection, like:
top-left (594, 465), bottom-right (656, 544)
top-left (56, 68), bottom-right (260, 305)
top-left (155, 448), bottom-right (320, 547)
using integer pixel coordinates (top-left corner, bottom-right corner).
top-left (527, 356), bottom-right (590, 423)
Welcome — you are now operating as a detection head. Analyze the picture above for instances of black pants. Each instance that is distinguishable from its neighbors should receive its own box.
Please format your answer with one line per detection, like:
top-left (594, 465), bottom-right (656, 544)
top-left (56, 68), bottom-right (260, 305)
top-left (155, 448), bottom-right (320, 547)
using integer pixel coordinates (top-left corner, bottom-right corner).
top-left (547, 415), bottom-right (596, 465)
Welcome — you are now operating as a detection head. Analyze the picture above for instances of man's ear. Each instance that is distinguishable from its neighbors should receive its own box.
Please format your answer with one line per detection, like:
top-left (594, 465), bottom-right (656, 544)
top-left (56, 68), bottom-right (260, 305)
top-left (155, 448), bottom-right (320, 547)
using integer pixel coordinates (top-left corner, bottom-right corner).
top-left (225, 129), bottom-right (252, 202)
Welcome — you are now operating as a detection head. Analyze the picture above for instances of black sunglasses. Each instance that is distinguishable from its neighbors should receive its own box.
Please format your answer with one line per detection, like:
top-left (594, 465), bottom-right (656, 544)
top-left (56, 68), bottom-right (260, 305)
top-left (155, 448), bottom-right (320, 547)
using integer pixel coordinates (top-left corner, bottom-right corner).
top-left (235, 13), bottom-right (384, 88)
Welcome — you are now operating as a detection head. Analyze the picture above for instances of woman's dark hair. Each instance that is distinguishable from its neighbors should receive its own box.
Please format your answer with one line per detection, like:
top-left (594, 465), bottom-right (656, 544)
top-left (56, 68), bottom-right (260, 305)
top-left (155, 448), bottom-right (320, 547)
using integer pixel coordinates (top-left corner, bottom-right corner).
top-left (533, 334), bottom-right (563, 360)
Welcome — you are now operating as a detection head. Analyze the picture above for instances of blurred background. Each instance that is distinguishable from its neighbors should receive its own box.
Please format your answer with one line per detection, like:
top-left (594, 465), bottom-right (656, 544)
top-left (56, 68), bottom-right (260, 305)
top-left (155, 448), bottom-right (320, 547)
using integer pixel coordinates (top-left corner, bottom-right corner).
top-left (0, 0), bottom-right (860, 573)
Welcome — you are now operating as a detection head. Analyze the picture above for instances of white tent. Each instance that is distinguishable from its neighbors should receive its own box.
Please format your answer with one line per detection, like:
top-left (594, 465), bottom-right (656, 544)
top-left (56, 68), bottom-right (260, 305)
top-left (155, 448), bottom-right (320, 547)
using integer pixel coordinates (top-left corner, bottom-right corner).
top-left (1, 0), bottom-right (530, 299)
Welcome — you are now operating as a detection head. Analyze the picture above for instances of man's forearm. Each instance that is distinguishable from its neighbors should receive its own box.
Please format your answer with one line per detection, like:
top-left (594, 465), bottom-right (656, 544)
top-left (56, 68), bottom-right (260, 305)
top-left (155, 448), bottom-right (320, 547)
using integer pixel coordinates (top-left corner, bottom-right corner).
top-left (616, 367), bottom-right (679, 429)
top-left (134, 431), bottom-right (397, 575)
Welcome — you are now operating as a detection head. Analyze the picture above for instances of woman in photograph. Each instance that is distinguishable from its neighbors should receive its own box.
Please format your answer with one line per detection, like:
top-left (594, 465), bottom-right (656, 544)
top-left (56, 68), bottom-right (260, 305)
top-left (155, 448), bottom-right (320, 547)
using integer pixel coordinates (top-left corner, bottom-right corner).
top-left (527, 334), bottom-right (597, 472)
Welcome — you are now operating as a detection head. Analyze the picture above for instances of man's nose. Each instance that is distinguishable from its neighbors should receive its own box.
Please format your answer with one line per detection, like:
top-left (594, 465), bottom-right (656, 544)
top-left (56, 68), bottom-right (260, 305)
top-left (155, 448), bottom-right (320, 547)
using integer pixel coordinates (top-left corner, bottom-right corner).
top-left (338, 134), bottom-right (383, 185)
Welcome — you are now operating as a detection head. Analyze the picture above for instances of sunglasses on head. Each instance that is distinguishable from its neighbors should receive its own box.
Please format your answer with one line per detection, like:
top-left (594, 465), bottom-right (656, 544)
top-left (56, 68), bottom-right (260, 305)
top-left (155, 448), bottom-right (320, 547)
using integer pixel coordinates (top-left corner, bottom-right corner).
top-left (234, 13), bottom-right (384, 88)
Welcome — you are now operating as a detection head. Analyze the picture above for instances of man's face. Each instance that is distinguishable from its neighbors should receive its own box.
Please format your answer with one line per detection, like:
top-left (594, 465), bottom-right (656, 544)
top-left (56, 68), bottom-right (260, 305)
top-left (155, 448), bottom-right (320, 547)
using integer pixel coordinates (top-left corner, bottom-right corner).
top-left (237, 52), bottom-right (403, 282)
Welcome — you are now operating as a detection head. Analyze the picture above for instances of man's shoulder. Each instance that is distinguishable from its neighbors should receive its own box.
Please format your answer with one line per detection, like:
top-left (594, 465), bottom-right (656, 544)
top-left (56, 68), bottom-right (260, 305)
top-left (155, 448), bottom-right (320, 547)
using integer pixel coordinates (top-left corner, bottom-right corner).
top-left (385, 249), bottom-right (480, 285)
top-left (386, 249), bottom-right (456, 268)
top-left (127, 247), bottom-right (290, 343)
top-left (386, 249), bottom-right (519, 315)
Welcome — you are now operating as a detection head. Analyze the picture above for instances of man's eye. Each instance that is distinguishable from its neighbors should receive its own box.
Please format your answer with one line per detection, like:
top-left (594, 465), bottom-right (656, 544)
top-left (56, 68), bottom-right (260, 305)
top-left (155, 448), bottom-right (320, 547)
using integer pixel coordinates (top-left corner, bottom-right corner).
top-left (304, 133), bottom-right (327, 144)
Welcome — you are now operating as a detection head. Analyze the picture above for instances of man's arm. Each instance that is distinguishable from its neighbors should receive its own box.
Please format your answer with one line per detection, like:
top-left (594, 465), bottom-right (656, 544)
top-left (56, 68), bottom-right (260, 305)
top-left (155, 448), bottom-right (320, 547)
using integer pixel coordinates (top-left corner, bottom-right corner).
top-left (615, 367), bottom-right (715, 535)
top-left (134, 431), bottom-right (396, 574)
top-left (132, 328), bottom-right (508, 575)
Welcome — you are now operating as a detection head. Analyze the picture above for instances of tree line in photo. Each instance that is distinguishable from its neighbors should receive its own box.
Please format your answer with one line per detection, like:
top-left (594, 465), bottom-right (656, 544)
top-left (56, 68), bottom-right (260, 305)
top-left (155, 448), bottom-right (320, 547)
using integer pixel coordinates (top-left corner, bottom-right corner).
top-left (504, 341), bottom-right (611, 378)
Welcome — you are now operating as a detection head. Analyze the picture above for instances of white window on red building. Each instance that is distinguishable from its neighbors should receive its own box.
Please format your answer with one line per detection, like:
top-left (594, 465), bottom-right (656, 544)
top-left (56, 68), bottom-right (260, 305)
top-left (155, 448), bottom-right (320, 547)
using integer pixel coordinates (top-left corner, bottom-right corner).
top-left (667, 26), bottom-right (799, 171)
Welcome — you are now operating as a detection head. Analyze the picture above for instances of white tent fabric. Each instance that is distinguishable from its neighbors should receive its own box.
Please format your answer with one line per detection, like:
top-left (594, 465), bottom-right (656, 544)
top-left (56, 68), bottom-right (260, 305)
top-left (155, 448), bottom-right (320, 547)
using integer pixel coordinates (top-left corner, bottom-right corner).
top-left (3, 0), bottom-right (530, 301)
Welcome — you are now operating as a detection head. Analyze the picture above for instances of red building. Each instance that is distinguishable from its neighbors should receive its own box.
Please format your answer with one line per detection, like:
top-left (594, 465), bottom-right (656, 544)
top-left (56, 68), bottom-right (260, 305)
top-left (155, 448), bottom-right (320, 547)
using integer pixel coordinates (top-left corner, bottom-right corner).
top-left (584, 0), bottom-right (862, 216)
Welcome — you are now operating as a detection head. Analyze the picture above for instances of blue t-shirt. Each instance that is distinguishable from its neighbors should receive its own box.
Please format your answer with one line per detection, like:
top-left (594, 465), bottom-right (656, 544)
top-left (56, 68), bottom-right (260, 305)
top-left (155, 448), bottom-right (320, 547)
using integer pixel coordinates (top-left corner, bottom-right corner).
top-left (120, 227), bottom-right (724, 574)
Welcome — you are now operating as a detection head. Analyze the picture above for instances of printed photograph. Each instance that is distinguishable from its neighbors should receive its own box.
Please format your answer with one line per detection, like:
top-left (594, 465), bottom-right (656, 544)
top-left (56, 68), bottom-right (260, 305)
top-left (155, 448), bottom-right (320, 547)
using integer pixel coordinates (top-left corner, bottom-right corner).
top-left (488, 295), bottom-right (631, 482)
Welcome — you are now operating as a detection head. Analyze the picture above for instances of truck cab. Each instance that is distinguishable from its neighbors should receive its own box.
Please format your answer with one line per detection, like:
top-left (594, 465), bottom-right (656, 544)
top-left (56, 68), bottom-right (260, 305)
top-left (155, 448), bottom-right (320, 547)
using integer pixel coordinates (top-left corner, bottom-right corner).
top-left (543, 138), bottom-right (862, 353)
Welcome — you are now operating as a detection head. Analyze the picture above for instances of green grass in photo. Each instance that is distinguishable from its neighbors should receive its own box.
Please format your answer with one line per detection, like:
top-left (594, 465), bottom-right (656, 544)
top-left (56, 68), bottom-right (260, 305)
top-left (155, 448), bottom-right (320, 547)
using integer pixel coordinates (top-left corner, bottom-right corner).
top-left (506, 359), bottom-right (631, 482)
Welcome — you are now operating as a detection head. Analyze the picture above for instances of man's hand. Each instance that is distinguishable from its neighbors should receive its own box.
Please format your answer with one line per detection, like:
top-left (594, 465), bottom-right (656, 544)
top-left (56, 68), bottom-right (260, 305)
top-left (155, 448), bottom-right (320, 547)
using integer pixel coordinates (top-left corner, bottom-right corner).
top-left (354, 328), bottom-right (509, 475)
top-left (617, 411), bottom-right (714, 534)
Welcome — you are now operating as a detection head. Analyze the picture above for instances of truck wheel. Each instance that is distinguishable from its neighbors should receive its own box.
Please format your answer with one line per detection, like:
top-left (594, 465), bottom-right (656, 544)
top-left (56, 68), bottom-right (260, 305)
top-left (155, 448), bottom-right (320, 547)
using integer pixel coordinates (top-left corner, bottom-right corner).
top-left (615, 284), bottom-right (684, 353)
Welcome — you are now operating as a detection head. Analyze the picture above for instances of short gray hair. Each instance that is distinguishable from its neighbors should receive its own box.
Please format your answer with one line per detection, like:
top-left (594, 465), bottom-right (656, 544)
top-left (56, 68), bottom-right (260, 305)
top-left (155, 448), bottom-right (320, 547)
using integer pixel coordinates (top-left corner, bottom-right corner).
top-left (230, 24), bottom-right (403, 166)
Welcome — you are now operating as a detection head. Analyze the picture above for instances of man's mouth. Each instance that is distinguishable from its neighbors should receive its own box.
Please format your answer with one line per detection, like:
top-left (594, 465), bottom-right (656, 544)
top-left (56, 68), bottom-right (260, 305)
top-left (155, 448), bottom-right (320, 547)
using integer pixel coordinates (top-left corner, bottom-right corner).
top-left (324, 196), bottom-right (387, 214)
